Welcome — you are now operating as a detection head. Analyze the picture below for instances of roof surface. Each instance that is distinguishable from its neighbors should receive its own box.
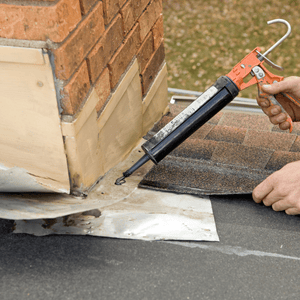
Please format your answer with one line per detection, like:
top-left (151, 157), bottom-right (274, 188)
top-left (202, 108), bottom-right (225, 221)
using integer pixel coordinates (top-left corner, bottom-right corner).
top-left (140, 104), bottom-right (300, 195)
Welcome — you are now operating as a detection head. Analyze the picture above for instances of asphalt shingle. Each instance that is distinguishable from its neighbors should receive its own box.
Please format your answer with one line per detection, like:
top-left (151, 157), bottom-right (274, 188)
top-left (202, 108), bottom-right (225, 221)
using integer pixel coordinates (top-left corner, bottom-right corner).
top-left (211, 142), bottom-right (274, 169)
top-left (139, 104), bottom-right (300, 195)
top-left (171, 139), bottom-right (218, 161)
top-left (205, 125), bottom-right (247, 144)
top-left (243, 130), bottom-right (296, 151)
top-left (265, 151), bottom-right (300, 171)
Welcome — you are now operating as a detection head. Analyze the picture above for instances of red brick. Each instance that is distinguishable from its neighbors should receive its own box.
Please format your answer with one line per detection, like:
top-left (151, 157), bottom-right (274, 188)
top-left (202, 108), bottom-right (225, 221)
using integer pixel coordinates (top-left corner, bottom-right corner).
top-left (137, 31), bottom-right (154, 72)
top-left (53, 1), bottom-right (105, 81)
top-left (108, 23), bottom-right (141, 88)
top-left (140, 41), bottom-right (165, 94)
top-left (119, 0), bottom-right (127, 8)
top-left (15, 0), bottom-right (57, 2)
top-left (102, 0), bottom-right (120, 25)
top-left (138, 0), bottom-right (162, 41)
top-left (152, 14), bottom-right (164, 50)
top-left (133, 0), bottom-right (150, 19)
top-left (95, 68), bottom-right (111, 113)
top-left (87, 14), bottom-right (123, 83)
top-left (243, 130), bottom-right (296, 151)
top-left (61, 61), bottom-right (91, 115)
top-left (0, 0), bottom-right (81, 42)
top-left (120, 0), bottom-right (134, 35)
top-left (120, 0), bottom-right (150, 35)
top-left (79, 0), bottom-right (98, 15)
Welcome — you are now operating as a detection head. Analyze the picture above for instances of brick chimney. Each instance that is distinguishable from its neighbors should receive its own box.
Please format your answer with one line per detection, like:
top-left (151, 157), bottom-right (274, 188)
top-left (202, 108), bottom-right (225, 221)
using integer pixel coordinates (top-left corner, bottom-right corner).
top-left (0, 0), bottom-right (168, 194)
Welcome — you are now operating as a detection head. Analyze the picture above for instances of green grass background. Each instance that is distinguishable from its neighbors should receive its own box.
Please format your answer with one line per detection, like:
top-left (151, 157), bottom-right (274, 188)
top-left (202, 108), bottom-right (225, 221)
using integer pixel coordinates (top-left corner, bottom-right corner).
top-left (163, 0), bottom-right (300, 98)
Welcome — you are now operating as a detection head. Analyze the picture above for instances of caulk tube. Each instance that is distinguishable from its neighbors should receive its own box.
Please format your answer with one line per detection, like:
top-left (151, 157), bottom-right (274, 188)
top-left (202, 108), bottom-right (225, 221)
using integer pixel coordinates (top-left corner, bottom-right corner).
top-left (115, 76), bottom-right (239, 185)
top-left (142, 76), bottom-right (239, 163)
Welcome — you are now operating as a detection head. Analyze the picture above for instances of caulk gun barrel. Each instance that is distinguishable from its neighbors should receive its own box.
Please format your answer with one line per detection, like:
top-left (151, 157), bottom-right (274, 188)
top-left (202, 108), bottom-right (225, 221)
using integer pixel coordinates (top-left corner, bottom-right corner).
top-left (116, 76), bottom-right (239, 185)
top-left (142, 76), bottom-right (239, 164)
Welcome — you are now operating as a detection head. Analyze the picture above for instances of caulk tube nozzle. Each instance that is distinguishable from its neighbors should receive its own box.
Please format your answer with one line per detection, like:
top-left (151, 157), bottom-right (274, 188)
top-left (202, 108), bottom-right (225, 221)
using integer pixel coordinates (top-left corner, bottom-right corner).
top-left (123, 154), bottom-right (149, 177)
top-left (115, 154), bottom-right (150, 185)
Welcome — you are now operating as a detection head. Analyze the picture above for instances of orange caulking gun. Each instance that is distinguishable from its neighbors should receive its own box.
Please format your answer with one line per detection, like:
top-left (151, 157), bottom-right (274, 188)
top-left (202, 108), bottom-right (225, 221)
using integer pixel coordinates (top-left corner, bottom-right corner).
top-left (115, 19), bottom-right (300, 185)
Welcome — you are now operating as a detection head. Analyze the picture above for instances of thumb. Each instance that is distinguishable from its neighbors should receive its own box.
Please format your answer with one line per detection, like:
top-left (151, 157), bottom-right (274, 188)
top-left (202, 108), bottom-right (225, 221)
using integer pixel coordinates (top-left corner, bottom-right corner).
top-left (262, 82), bottom-right (283, 94)
top-left (252, 177), bottom-right (273, 203)
top-left (262, 78), bottom-right (296, 95)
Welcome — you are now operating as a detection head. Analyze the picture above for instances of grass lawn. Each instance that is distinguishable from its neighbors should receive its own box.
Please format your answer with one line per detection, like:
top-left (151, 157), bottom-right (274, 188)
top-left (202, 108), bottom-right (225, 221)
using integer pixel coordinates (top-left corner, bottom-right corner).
top-left (163, 0), bottom-right (300, 99)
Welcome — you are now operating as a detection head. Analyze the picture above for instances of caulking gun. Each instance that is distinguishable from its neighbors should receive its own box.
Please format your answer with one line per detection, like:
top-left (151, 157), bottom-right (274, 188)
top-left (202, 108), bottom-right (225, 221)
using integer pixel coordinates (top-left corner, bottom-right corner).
top-left (115, 19), bottom-right (300, 185)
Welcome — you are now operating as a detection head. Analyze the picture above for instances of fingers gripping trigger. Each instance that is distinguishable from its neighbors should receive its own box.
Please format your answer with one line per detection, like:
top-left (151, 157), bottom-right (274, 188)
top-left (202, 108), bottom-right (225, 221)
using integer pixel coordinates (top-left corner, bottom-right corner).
top-left (257, 84), bottom-right (293, 133)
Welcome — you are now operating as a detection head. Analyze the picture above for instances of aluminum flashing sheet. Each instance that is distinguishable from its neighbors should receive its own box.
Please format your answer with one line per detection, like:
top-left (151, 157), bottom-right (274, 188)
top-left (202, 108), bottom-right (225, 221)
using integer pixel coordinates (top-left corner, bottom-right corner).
top-left (4, 142), bottom-right (219, 241)
top-left (139, 104), bottom-right (300, 196)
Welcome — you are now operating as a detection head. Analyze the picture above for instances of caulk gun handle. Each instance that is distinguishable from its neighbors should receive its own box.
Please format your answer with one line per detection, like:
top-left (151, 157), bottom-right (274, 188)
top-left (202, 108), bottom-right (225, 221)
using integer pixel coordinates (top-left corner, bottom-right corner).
top-left (257, 83), bottom-right (293, 133)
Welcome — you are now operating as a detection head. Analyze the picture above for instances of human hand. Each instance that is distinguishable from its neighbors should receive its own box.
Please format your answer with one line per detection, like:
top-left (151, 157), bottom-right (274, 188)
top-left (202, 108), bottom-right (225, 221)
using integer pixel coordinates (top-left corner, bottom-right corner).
top-left (252, 160), bottom-right (300, 215)
top-left (256, 76), bottom-right (300, 130)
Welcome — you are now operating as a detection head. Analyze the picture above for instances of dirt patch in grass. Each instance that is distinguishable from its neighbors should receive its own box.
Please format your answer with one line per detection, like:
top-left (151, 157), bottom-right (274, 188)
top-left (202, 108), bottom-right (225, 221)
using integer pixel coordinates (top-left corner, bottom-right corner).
top-left (163, 0), bottom-right (300, 99)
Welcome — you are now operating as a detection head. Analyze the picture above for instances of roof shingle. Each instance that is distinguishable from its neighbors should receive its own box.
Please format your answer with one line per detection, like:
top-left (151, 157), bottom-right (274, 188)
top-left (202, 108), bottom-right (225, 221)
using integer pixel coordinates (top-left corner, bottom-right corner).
top-left (140, 104), bottom-right (300, 195)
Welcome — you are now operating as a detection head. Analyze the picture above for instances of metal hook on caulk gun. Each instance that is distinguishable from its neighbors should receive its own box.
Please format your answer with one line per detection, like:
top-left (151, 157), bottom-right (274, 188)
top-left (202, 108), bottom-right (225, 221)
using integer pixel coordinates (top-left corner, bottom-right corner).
top-left (252, 19), bottom-right (297, 133)
top-left (262, 19), bottom-right (291, 57)
top-left (256, 19), bottom-right (291, 71)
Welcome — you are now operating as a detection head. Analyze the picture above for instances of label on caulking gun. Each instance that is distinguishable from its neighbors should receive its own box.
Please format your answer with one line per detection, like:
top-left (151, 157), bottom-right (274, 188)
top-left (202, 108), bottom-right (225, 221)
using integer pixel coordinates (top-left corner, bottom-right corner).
top-left (142, 86), bottom-right (219, 153)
